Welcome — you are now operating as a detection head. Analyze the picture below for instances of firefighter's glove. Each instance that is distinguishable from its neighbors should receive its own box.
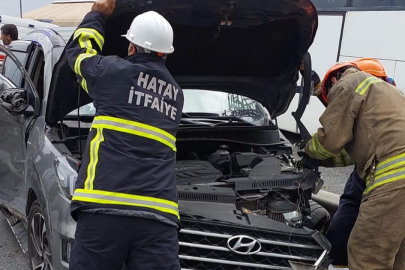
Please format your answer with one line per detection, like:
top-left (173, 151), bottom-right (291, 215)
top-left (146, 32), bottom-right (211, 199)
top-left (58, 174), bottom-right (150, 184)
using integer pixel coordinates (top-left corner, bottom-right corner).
top-left (296, 139), bottom-right (308, 151)
top-left (300, 153), bottom-right (319, 170)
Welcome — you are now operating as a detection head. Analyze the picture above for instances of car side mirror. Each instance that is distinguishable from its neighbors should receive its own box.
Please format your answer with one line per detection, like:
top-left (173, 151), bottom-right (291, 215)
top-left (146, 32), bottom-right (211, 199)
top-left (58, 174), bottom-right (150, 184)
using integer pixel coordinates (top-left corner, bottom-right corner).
top-left (0, 88), bottom-right (29, 116)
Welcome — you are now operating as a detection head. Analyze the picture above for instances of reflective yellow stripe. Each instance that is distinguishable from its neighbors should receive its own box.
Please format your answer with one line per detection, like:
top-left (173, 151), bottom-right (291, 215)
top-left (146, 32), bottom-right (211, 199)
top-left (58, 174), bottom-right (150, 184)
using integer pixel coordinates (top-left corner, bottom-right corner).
top-left (74, 28), bottom-right (104, 50)
top-left (73, 28), bottom-right (101, 93)
top-left (308, 138), bottom-right (322, 159)
top-left (365, 167), bottom-right (405, 194)
top-left (365, 153), bottom-right (405, 194)
top-left (354, 77), bottom-right (381, 95)
top-left (92, 116), bottom-right (177, 151)
top-left (308, 133), bottom-right (335, 160)
top-left (314, 134), bottom-right (334, 158)
top-left (72, 188), bottom-right (180, 219)
top-left (74, 54), bottom-right (94, 77)
top-left (81, 78), bottom-right (88, 93)
top-left (308, 137), bottom-right (322, 159)
top-left (74, 53), bottom-right (95, 93)
top-left (84, 128), bottom-right (104, 190)
top-left (375, 153), bottom-right (405, 176)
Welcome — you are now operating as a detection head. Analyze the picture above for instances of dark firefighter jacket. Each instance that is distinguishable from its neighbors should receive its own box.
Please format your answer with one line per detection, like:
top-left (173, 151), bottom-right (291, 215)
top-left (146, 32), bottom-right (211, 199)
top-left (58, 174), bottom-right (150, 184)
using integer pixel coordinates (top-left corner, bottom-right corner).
top-left (65, 11), bottom-right (184, 227)
top-left (305, 69), bottom-right (405, 197)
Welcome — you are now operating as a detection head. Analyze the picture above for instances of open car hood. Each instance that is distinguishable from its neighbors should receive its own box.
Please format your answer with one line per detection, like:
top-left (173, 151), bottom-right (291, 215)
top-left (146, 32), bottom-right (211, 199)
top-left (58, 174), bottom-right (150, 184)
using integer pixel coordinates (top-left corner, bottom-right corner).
top-left (46, 0), bottom-right (318, 126)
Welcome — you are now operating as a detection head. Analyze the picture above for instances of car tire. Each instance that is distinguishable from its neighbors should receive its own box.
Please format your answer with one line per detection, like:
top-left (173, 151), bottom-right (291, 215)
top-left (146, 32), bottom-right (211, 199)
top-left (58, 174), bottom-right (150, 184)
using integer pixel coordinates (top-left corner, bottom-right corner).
top-left (308, 200), bottom-right (330, 232)
top-left (28, 199), bottom-right (53, 270)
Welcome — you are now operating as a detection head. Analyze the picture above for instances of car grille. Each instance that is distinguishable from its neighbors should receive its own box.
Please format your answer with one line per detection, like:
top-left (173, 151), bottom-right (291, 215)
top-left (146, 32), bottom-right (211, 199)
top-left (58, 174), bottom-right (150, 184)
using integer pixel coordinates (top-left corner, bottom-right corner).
top-left (179, 218), bottom-right (325, 270)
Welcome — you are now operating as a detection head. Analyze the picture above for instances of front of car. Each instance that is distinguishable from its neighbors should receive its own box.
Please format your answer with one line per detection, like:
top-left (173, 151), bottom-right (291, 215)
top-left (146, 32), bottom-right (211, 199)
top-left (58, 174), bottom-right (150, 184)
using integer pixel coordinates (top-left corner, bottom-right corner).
top-left (35, 1), bottom-right (329, 269)
top-left (59, 88), bottom-right (330, 270)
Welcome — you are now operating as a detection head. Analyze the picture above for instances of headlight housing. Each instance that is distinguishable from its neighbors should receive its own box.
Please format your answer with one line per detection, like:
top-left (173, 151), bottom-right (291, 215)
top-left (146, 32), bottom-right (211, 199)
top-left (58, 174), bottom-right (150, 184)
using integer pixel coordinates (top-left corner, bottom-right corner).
top-left (53, 156), bottom-right (80, 199)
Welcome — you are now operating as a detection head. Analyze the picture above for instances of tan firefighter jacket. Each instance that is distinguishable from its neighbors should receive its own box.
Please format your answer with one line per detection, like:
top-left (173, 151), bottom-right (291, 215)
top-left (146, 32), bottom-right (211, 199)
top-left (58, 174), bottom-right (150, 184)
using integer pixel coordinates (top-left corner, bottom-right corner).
top-left (305, 69), bottom-right (405, 195)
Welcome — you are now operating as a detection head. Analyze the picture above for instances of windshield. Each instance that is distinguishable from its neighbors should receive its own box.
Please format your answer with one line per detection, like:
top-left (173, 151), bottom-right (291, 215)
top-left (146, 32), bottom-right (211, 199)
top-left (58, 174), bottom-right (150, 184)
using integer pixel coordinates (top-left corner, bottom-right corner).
top-left (68, 89), bottom-right (270, 126)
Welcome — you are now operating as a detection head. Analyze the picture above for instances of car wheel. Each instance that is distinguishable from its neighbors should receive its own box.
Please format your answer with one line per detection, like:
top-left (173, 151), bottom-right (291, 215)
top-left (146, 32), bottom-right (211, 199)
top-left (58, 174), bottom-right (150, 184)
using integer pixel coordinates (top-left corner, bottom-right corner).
top-left (28, 200), bottom-right (53, 270)
top-left (308, 200), bottom-right (330, 232)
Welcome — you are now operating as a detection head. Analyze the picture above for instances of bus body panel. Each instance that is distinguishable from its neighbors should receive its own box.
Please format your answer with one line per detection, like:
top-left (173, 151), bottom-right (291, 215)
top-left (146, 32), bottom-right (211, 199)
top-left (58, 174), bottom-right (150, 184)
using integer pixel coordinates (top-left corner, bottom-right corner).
top-left (278, 14), bottom-right (343, 134)
top-left (280, 8), bottom-right (405, 135)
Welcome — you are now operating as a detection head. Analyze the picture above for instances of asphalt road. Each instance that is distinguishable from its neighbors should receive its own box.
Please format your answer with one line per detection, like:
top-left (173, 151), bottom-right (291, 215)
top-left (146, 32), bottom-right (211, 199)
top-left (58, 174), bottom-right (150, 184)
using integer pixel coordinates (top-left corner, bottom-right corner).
top-left (0, 214), bottom-right (30, 270)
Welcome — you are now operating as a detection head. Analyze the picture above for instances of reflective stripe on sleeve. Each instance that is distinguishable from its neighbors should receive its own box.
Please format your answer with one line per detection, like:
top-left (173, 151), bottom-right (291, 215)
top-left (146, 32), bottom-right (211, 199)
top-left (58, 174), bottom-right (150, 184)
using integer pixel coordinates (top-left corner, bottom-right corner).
top-left (74, 53), bottom-right (96, 93)
top-left (72, 28), bottom-right (103, 93)
top-left (72, 188), bottom-right (180, 219)
top-left (92, 116), bottom-right (177, 151)
top-left (307, 133), bottom-right (335, 160)
top-left (73, 28), bottom-right (104, 50)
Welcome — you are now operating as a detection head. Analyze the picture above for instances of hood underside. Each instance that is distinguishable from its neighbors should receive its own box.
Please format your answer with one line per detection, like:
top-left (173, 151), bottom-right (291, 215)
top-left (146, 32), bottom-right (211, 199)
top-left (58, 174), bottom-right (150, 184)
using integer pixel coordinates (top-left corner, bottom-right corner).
top-left (47, 0), bottom-right (318, 126)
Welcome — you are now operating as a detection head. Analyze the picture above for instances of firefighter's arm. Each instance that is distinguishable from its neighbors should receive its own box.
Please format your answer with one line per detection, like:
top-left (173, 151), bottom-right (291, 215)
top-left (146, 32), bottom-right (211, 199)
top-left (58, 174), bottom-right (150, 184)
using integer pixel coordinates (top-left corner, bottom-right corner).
top-left (319, 149), bottom-right (355, 167)
top-left (305, 84), bottom-right (362, 165)
top-left (65, 0), bottom-right (115, 98)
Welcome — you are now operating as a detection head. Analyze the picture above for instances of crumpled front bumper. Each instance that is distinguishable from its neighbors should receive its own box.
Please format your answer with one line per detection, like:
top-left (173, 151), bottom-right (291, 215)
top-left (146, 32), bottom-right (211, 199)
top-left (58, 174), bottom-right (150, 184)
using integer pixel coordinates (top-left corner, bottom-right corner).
top-left (289, 230), bottom-right (332, 270)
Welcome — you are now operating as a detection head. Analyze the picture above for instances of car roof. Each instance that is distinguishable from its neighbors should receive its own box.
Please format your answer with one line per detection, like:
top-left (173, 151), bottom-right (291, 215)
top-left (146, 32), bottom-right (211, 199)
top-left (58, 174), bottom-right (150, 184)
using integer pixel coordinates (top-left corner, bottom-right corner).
top-left (50, 27), bottom-right (75, 42)
top-left (22, 27), bottom-right (74, 49)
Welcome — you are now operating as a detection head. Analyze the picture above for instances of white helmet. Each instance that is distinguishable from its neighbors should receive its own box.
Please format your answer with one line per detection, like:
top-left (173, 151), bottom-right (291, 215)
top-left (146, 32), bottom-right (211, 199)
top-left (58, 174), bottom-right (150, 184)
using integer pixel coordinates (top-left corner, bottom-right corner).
top-left (122, 11), bottom-right (174, 54)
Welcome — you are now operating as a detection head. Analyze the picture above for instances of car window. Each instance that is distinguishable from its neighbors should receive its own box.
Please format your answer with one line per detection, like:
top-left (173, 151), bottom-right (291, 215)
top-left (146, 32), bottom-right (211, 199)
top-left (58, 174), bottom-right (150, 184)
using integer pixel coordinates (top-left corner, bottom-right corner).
top-left (68, 89), bottom-right (270, 126)
top-left (183, 90), bottom-right (270, 125)
top-left (1, 51), bottom-right (28, 88)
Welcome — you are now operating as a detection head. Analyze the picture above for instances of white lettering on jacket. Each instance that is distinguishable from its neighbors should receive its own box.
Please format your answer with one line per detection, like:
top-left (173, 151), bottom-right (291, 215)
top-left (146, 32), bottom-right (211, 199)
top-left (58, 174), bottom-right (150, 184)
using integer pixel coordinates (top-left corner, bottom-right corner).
top-left (137, 72), bottom-right (179, 101)
top-left (130, 72), bottom-right (180, 121)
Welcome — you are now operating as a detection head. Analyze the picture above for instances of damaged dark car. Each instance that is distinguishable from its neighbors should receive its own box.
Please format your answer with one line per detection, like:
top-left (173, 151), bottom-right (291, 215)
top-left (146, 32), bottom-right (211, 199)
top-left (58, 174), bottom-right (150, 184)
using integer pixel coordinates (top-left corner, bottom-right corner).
top-left (0, 1), bottom-right (336, 270)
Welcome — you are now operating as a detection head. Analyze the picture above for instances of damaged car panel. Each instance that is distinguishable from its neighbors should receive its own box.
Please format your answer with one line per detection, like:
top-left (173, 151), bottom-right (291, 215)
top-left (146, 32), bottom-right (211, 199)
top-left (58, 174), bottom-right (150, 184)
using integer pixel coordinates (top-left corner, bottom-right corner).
top-left (0, 1), bottom-right (336, 270)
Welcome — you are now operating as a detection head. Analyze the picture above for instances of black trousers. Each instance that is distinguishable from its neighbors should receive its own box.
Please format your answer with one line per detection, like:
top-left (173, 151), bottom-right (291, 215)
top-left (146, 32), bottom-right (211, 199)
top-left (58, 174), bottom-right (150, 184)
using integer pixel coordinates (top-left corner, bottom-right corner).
top-left (69, 212), bottom-right (180, 270)
top-left (325, 168), bottom-right (366, 266)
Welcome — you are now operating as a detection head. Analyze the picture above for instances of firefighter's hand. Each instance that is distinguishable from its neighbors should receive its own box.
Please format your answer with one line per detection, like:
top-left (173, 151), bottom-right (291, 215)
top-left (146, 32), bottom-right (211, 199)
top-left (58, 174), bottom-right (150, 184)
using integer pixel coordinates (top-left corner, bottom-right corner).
top-left (92, 0), bottom-right (116, 18)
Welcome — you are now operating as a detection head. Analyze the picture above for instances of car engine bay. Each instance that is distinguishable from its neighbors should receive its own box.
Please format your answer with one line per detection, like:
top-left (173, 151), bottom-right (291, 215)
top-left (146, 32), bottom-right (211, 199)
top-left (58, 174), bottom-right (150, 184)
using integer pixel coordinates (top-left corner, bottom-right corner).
top-left (53, 115), bottom-right (329, 232)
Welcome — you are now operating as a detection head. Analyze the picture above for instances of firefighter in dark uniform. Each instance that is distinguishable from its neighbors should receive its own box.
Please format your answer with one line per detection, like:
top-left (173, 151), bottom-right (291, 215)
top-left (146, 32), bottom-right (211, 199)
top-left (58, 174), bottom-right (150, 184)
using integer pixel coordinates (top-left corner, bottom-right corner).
top-left (65, 0), bottom-right (184, 269)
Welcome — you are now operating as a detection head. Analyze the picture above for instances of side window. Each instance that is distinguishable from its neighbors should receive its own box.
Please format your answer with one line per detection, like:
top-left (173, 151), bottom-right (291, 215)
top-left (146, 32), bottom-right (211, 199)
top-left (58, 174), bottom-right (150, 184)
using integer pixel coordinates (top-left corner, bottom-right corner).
top-left (1, 50), bottom-right (29, 88)
top-left (352, 0), bottom-right (405, 7)
top-left (31, 51), bottom-right (45, 101)
top-left (2, 55), bottom-right (24, 88)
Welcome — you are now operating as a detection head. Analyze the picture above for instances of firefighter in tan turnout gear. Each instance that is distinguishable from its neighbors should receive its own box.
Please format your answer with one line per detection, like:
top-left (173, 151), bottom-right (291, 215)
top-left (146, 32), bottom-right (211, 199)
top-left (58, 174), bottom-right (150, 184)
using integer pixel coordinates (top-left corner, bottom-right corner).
top-left (305, 64), bottom-right (405, 270)
top-left (65, 0), bottom-right (184, 269)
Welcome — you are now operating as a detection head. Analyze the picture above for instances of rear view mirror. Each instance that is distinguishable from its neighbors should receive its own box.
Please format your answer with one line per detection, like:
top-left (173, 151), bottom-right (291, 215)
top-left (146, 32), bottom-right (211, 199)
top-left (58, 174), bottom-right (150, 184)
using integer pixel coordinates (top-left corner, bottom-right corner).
top-left (0, 88), bottom-right (29, 116)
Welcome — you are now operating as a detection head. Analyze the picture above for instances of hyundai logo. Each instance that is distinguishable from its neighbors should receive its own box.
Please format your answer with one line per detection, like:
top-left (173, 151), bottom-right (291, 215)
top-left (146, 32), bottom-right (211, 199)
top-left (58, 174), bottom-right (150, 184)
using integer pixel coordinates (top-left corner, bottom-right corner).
top-left (226, 235), bottom-right (262, 255)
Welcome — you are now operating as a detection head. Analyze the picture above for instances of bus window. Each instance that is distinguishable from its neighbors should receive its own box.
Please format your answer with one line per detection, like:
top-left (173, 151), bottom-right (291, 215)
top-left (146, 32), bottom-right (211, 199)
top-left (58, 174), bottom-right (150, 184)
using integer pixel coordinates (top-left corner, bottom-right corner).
top-left (352, 0), bottom-right (405, 7)
top-left (311, 0), bottom-right (349, 9)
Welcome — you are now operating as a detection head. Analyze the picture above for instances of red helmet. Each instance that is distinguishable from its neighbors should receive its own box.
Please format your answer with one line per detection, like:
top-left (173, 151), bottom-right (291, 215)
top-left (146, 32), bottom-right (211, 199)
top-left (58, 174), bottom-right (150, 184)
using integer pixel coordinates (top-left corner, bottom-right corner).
top-left (321, 62), bottom-right (358, 104)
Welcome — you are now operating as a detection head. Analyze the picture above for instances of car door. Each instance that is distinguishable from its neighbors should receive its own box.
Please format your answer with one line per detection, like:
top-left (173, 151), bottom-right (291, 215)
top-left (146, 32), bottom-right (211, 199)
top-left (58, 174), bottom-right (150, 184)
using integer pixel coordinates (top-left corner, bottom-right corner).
top-left (0, 42), bottom-right (40, 217)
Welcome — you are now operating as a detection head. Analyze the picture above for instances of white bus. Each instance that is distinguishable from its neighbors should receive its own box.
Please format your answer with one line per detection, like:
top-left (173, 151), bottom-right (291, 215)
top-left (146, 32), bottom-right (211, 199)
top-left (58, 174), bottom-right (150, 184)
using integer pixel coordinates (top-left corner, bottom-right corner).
top-left (278, 0), bottom-right (405, 135)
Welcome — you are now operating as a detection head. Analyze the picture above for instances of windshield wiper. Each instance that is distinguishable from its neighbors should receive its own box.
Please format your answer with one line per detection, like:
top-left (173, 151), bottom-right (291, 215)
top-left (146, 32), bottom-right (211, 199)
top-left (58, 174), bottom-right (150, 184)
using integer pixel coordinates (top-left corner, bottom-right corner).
top-left (181, 112), bottom-right (220, 118)
top-left (180, 116), bottom-right (252, 127)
